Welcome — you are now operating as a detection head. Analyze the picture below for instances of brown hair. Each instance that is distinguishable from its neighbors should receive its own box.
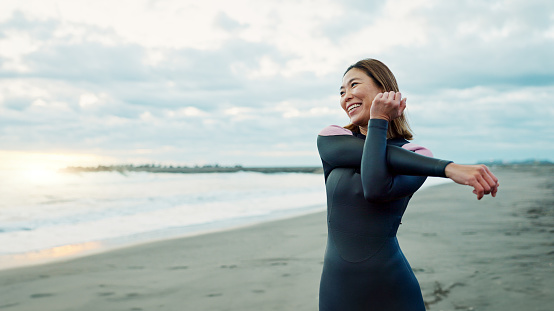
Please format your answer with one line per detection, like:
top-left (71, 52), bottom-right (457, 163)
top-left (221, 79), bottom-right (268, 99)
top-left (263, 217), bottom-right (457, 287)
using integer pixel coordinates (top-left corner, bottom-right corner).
top-left (343, 58), bottom-right (413, 140)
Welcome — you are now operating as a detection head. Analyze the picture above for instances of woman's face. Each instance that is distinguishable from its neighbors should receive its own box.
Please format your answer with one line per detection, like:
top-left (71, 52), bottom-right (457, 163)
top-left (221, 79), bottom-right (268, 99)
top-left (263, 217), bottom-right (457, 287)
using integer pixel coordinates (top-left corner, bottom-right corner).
top-left (340, 68), bottom-right (382, 127)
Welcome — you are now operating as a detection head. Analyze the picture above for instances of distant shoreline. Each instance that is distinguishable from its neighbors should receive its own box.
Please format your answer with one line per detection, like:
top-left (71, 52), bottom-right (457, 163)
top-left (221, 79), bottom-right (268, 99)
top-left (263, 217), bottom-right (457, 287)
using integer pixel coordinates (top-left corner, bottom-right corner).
top-left (60, 164), bottom-right (324, 174)
top-left (59, 160), bottom-right (552, 175)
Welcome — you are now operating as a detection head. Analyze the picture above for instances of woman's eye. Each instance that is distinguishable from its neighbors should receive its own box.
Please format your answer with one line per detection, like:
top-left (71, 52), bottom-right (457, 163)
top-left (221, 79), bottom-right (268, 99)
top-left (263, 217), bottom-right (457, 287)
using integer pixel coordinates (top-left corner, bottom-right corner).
top-left (351, 82), bottom-right (358, 87)
top-left (340, 91), bottom-right (345, 96)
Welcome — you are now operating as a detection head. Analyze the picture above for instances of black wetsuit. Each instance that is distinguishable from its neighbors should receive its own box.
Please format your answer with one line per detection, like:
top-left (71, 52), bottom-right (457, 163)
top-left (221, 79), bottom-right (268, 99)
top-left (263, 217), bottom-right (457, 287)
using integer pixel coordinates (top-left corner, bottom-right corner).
top-left (317, 119), bottom-right (452, 311)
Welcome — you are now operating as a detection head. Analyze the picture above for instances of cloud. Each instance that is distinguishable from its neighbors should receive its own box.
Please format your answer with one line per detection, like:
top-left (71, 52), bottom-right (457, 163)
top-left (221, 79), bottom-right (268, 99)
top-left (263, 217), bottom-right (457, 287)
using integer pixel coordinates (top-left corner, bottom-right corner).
top-left (214, 12), bottom-right (248, 32)
top-left (406, 85), bottom-right (554, 162)
top-left (382, 0), bottom-right (554, 91)
top-left (0, 0), bottom-right (553, 167)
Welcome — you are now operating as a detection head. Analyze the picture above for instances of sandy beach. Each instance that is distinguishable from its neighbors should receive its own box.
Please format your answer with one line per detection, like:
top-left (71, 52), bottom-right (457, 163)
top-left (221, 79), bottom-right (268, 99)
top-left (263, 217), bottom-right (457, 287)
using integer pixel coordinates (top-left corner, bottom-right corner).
top-left (0, 166), bottom-right (552, 311)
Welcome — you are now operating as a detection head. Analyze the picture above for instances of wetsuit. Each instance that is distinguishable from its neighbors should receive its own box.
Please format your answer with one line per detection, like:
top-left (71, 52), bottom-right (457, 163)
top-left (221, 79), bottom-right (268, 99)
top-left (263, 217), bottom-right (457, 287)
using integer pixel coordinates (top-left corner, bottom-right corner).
top-left (317, 119), bottom-right (452, 311)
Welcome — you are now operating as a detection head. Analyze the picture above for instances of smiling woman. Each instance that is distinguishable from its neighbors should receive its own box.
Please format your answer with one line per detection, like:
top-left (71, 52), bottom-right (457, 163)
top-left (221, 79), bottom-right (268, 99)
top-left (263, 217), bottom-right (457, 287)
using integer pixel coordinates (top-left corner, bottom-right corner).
top-left (316, 58), bottom-right (500, 311)
top-left (340, 61), bottom-right (412, 139)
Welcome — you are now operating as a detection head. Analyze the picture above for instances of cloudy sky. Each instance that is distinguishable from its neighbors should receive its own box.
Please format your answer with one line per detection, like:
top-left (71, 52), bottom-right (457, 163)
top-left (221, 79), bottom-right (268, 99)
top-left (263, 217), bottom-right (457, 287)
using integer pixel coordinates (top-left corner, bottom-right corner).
top-left (1, 0), bottom-right (553, 170)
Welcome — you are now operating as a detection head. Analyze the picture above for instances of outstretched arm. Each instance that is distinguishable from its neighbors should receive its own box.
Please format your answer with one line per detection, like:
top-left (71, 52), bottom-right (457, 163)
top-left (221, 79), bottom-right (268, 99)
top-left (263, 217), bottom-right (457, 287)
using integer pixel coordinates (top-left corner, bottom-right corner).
top-left (317, 129), bottom-right (499, 200)
top-left (386, 145), bottom-right (450, 177)
top-left (317, 131), bottom-right (450, 178)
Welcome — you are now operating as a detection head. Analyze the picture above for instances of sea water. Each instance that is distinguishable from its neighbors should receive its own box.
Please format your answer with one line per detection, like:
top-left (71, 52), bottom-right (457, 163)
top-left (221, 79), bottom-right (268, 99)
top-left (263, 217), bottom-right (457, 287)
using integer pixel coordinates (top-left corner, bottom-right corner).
top-left (0, 169), bottom-right (449, 268)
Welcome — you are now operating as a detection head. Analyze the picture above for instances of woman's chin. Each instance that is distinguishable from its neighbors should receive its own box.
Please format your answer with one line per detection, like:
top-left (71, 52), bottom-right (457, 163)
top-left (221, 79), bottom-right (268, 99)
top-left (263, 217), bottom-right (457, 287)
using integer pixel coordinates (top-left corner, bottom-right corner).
top-left (350, 118), bottom-right (369, 127)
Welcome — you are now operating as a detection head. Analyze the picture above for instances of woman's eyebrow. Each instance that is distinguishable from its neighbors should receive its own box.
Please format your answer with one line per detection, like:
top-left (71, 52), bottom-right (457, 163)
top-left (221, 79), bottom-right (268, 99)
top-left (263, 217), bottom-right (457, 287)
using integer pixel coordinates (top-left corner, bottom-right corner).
top-left (340, 78), bottom-right (359, 90)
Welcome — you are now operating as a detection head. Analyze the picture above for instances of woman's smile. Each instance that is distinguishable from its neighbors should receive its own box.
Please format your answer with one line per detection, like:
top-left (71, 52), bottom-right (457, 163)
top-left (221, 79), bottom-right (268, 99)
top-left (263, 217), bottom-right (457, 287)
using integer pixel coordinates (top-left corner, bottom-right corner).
top-left (346, 103), bottom-right (362, 115)
top-left (340, 68), bottom-right (383, 128)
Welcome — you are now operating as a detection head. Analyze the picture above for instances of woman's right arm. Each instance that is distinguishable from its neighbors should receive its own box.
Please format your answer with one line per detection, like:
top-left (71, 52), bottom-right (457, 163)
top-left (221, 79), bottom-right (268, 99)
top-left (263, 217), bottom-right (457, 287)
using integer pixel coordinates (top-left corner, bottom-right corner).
top-left (317, 130), bottom-right (498, 199)
top-left (317, 129), bottom-right (450, 177)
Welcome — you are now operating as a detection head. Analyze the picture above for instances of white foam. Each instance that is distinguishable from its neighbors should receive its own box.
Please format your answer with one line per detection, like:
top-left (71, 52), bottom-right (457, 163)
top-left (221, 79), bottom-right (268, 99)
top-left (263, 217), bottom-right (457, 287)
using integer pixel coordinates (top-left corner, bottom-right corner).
top-left (0, 171), bottom-right (326, 255)
top-left (0, 170), bottom-right (450, 267)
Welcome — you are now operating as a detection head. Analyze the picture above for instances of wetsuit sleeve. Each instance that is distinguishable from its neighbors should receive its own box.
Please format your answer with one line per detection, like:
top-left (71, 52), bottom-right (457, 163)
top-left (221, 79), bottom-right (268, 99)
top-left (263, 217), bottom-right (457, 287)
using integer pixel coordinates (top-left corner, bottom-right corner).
top-left (361, 119), bottom-right (451, 202)
top-left (317, 135), bottom-right (364, 168)
top-left (387, 146), bottom-right (451, 177)
top-left (317, 128), bottom-right (452, 181)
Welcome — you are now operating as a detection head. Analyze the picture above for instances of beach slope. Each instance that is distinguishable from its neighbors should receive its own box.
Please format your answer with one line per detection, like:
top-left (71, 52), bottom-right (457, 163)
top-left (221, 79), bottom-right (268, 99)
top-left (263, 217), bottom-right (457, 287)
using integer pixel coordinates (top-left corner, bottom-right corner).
top-left (0, 166), bottom-right (552, 311)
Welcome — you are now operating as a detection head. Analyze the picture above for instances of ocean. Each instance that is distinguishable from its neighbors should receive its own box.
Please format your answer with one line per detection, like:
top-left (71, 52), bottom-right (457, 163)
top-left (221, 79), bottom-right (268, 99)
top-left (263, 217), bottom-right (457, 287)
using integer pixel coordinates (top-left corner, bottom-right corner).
top-left (0, 169), bottom-right (449, 269)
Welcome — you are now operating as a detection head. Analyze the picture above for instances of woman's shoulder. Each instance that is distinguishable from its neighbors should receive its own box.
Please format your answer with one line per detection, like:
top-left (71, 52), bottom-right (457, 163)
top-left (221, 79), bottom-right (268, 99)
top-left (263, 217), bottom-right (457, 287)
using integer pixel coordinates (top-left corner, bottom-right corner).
top-left (388, 138), bottom-right (433, 157)
top-left (318, 125), bottom-right (353, 136)
top-left (401, 142), bottom-right (434, 157)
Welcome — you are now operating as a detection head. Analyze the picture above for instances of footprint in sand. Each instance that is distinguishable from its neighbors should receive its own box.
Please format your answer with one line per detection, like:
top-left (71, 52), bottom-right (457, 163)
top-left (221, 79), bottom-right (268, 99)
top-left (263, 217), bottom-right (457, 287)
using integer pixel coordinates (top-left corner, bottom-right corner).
top-left (168, 266), bottom-right (189, 270)
top-left (98, 292), bottom-right (115, 297)
top-left (0, 303), bottom-right (20, 309)
top-left (30, 293), bottom-right (54, 298)
top-left (220, 265), bottom-right (238, 269)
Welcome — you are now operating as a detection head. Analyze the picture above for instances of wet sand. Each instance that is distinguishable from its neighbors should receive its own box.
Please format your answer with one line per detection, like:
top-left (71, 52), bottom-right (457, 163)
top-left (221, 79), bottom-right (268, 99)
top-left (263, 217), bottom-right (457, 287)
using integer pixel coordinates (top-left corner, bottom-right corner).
top-left (399, 165), bottom-right (553, 311)
top-left (0, 166), bottom-right (552, 311)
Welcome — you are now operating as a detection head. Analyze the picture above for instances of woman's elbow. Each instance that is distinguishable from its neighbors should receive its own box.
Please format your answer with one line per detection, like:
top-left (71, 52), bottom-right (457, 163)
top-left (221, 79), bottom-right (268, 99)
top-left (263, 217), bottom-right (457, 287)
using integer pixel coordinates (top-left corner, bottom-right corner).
top-left (363, 188), bottom-right (393, 203)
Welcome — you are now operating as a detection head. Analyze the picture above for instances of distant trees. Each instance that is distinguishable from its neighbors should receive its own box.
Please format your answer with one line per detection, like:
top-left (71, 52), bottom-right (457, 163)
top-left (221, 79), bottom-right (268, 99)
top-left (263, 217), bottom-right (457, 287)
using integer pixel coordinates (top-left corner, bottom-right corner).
top-left (59, 164), bottom-right (322, 174)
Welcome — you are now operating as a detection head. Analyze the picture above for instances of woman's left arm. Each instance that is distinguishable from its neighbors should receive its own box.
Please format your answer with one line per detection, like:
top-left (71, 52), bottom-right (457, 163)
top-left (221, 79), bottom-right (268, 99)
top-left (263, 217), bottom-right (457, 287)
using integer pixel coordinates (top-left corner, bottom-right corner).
top-left (360, 119), bottom-right (429, 202)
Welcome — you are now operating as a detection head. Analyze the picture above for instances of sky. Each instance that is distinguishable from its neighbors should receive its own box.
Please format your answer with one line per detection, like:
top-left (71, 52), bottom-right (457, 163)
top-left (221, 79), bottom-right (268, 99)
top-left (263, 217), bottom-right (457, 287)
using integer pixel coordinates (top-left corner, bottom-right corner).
top-left (1, 0), bottom-right (553, 170)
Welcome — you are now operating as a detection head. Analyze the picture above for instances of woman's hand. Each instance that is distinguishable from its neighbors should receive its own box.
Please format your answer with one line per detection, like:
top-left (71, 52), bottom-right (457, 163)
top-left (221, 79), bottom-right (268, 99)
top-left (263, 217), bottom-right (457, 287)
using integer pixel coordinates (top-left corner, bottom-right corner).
top-left (370, 91), bottom-right (407, 122)
top-left (444, 163), bottom-right (499, 200)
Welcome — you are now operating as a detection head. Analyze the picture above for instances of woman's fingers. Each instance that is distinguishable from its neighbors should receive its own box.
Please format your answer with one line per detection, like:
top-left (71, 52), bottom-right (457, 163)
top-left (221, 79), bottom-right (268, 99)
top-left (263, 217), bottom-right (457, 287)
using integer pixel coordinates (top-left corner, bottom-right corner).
top-left (469, 166), bottom-right (500, 200)
top-left (394, 91), bottom-right (401, 101)
top-left (491, 182), bottom-right (499, 197)
top-left (399, 97), bottom-right (407, 115)
top-left (370, 91), bottom-right (406, 121)
top-left (374, 91), bottom-right (403, 104)
top-left (475, 165), bottom-right (499, 198)
top-left (444, 163), bottom-right (500, 200)
top-left (377, 91), bottom-right (401, 102)
top-left (472, 177), bottom-right (485, 200)
top-left (474, 173), bottom-right (490, 200)
top-left (483, 165), bottom-right (499, 197)
top-left (388, 91), bottom-right (401, 102)
top-left (464, 170), bottom-right (485, 200)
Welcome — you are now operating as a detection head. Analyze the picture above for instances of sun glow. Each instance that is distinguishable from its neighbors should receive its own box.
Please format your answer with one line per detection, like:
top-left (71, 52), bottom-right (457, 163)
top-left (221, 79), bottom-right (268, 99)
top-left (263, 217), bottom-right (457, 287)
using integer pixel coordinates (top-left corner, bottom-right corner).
top-left (0, 151), bottom-right (110, 183)
top-left (21, 167), bottom-right (62, 184)
top-left (0, 242), bottom-right (103, 270)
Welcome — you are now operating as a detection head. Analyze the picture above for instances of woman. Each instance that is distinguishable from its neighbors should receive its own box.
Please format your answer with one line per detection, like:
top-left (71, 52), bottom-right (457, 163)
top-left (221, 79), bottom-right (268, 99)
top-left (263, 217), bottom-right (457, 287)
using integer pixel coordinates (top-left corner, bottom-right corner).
top-left (317, 59), bottom-right (498, 310)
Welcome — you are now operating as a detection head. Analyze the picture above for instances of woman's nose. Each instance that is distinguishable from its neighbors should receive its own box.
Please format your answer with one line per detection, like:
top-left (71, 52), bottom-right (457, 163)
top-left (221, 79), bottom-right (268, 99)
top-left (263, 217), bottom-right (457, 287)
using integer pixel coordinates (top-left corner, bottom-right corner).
top-left (344, 90), bottom-right (353, 101)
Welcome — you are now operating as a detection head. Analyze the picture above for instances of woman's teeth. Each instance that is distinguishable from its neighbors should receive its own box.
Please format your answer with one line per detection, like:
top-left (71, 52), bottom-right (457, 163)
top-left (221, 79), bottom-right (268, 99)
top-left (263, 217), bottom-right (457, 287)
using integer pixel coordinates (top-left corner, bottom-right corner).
top-left (348, 104), bottom-right (361, 112)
